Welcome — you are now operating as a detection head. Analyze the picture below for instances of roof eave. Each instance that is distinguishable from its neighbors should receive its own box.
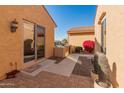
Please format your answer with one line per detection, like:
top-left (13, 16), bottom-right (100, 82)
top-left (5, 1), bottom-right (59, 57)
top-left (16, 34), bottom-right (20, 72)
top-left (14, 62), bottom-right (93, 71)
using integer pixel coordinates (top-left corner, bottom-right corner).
top-left (42, 5), bottom-right (57, 27)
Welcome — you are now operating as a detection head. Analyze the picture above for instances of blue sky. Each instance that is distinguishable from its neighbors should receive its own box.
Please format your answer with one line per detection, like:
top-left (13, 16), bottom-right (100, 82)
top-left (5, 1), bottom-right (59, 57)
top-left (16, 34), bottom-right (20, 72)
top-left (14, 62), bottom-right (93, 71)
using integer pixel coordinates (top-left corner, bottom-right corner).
top-left (45, 5), bottom-right (97, 41)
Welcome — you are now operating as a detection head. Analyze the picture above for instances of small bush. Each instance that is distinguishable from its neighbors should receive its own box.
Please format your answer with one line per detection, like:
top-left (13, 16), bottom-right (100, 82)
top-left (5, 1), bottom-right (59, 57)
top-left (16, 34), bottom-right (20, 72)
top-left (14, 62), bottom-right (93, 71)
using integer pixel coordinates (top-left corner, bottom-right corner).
top-left (75, 46), bottom-right (82, 53)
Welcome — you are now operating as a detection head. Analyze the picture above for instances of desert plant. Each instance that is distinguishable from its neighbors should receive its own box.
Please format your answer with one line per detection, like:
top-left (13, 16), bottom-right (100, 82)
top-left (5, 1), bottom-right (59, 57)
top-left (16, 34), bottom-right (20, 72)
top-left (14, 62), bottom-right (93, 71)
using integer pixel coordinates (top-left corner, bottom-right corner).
top-left (93, 52), bottom-right (111, 88)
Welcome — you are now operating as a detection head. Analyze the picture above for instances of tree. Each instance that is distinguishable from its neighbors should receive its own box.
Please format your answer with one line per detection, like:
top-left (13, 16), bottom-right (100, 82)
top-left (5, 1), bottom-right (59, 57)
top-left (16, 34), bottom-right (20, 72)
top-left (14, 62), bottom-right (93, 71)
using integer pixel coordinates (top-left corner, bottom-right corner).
top-left (61, 38), bottom-right (68, 46)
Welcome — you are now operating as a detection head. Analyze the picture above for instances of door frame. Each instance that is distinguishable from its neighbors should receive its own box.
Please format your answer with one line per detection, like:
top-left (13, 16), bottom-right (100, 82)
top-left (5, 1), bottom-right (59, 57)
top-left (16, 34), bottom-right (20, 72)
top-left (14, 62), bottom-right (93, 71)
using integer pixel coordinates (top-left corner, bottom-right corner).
top-left (101, 18), bottom-right (106, 54)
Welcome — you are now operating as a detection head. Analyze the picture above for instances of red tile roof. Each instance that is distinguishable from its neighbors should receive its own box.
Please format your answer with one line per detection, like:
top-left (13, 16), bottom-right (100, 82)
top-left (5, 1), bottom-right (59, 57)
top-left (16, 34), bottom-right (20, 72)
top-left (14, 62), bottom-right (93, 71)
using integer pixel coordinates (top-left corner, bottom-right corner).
top-left (68, 26), bottom-right (94, 34)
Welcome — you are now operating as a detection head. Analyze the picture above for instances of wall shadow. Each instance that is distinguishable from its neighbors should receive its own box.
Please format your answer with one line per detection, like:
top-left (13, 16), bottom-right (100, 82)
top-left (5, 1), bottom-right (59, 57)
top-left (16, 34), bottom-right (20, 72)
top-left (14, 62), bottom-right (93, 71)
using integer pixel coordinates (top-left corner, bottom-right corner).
top-left (72, 56), bottom-right (94, 77)
top-left (72, 56), bottom-right (94, 88)
top-left (95, 38), bottom-right (102, 53)
top-left (110, 62), bottom-right (119, 88)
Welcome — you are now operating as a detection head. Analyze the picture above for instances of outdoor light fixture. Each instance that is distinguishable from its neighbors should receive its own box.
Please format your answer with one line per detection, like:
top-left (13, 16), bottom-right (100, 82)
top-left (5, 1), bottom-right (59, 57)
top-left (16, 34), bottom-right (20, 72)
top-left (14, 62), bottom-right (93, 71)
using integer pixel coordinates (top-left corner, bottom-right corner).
top-left (11, 19), bottom-right (18, 32)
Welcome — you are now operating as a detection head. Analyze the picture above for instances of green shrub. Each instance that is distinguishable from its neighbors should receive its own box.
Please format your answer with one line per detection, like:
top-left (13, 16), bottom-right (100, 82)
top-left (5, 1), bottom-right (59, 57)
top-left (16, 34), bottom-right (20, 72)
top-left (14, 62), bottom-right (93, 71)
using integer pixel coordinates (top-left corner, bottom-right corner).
top-left (75, 46), bottom-right (82, 53)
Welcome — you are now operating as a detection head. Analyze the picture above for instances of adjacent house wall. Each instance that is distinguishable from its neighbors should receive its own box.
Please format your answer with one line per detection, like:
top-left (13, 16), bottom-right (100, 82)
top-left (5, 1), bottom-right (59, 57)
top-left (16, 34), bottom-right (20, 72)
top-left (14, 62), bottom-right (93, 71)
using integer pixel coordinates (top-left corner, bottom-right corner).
top-left (95, 5), bottom-right (124, 87)
top-left (68, 32), bottom-right (94, 47)
top-left (0, 6), bottom-right (56, 79)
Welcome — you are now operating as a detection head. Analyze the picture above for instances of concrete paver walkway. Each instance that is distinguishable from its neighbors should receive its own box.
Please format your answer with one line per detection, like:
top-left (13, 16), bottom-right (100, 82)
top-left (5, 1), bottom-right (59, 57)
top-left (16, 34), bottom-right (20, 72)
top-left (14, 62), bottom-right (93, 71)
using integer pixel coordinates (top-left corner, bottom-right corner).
top-left (22, 54), bottom-right (83, 77)
top-left (0, 53), bottom-right (95, 88)
top-left (0, 71), bottom-right (94, 88)
top-left (43, 54), bottom-right (80, 76)
top-left (43, 54), bottom-right (94, 77)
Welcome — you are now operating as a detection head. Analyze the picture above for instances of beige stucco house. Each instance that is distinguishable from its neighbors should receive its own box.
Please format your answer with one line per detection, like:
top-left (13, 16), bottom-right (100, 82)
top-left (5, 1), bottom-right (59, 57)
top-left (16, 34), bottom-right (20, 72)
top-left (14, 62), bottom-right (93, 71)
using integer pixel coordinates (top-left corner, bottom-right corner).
top-left (95, 5), bottom-right (124, 87)
top-left (68, 26), bottom-right (94, 51)
top-left (0, 6), bottom-right (56, 80)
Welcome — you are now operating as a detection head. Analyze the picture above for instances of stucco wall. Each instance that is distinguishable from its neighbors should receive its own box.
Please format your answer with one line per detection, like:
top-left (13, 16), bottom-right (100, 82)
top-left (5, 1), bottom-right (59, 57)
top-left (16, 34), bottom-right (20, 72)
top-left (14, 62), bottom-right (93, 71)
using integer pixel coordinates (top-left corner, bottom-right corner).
top-left (68, 32), bottom-right (94, 47)
top-left (0, 6), bottom-right (56, 79)
top-left (95, 5), bottom-right (124, 87)
top-left (54, 47), bottom-right (69, 58)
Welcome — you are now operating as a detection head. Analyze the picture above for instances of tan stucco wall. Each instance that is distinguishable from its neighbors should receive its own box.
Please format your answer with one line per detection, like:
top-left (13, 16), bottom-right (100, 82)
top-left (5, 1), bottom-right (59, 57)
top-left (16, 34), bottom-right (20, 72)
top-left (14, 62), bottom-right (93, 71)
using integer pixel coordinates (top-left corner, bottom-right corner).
top-left (68, 32), bottom-right (94, 47)
top-left (95, 5), bottom-right (124, 87)
top-left (54, 47), bottom-right (69, 58)
top-left (0, 6), bottom-right (56, 79)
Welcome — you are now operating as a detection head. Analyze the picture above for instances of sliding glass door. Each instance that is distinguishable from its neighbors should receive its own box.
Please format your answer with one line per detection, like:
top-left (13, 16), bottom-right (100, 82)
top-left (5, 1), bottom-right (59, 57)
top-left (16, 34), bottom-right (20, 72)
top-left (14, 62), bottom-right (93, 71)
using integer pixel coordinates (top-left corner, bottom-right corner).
top-left (24, 21), bottom-right (35, 62)
top-left (24, 21), bottom-right (45, 63)
top-left (36, 25), bottom-right (45, 59)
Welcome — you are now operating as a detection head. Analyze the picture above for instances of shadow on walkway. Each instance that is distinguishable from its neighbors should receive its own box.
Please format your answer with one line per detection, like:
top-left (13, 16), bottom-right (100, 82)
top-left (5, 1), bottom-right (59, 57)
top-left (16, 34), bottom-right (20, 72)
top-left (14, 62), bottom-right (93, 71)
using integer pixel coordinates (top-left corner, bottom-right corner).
top-left (72, 56), bottom-right (94, 77)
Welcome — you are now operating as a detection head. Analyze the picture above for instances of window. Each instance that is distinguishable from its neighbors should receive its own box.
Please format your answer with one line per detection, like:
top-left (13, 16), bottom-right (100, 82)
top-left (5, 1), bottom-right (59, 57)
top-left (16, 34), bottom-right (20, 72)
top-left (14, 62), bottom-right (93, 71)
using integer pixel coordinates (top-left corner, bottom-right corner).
top-left (101, 18), bottom-right (106, 54)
